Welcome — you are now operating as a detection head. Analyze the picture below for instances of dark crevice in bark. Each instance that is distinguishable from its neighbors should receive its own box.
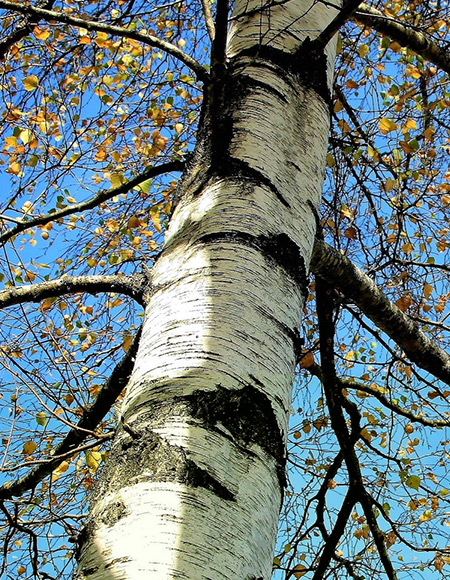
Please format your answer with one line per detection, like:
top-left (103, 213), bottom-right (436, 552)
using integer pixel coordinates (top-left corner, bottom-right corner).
top-left (229, 68), bottom-right (289, 104)
top-left (80, 566), bottom-right (98, 577)
top-left (95, 382), bottom-right (286, 500)
top-left (185, 459), bottom-right (236, 501)
top-left (216, 157), bottom-right (290, 207)
top-left (196, 231), bottom-right (308, 295)
top-left (230, 42), bottom-right (331, 104)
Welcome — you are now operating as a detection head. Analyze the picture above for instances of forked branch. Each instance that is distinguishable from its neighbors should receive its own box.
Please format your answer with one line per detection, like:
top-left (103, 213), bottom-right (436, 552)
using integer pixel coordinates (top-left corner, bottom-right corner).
top-left (310, 240), bottom-right (450, 386)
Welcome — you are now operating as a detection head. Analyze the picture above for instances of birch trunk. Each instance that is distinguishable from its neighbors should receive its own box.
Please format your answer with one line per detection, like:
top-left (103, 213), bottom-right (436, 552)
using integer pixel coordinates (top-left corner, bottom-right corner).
top-left (75, 2), bottom-right (340, 578)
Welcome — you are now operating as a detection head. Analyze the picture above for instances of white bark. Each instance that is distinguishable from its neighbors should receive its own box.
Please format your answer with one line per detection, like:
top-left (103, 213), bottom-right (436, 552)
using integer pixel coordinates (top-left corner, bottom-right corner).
top-left (75, 2), bottom-right (340, 579)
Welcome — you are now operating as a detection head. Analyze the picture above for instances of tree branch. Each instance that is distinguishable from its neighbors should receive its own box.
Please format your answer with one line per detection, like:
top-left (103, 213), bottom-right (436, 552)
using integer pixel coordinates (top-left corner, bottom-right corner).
top-left (314, 0), bottom-right (365, 49)
top-left (0, 160), bottom-right (184, 247)
top-left (210, 0), bottom-right (228, 70)
top-left (0, 0), bottom-right (55, 60)
top-left (354, 4), bottom-right (450, 76)
top-left (0, 273), bottom-right (147, 309)
top-left (309, 361), bottom-right (450, 428)
top-left (315, 277), bottom-right (398, 580)
top-left (0, 324), bottom-right (142, 500)
top-left (0, 0), bottom-right (209, 82)
top-left (201, 0), bottom-right (215, 43)
top-left (310, 240), bottom-right (450, 386)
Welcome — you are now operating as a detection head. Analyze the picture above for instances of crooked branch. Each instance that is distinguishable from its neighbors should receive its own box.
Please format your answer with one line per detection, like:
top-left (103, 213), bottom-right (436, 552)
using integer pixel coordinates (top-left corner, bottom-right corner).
top-left (0, 325), bottom-right (142, 500)
top-left (0, 273), bottom-right (147, 309)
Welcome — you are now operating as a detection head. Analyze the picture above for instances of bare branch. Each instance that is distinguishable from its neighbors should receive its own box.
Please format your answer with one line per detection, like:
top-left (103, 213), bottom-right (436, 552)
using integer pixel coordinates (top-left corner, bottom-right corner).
top-left (211, 0), bottom-right (228, 70)
top-left (310, 240), bottom-right (450, 386)
top-left (0, 160), bottom-right (184, 247)
top-left (0, 0), bottom-right (209, 82)
top-left (201, 0), bottom-right (215, 42)
top-left (0, 324), bottom-right (142, 500)
top-left (0, 273), bottom-right (147, 309)
top-left (354, 3), bottom-right (450, 76)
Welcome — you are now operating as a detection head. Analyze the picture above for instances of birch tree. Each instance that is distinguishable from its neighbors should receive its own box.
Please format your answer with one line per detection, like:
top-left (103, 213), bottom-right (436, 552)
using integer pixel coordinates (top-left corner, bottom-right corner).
top-left (0, 1), bottom-right (450, 580)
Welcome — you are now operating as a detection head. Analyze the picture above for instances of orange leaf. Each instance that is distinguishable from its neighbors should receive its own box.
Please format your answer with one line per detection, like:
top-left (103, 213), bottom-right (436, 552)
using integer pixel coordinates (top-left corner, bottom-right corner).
top-left (396, 295), bottom-right (412, 312)
top-left (33, 26), bottom-right (51, 40)
top-left (423, 283), bottom-right (433, 299)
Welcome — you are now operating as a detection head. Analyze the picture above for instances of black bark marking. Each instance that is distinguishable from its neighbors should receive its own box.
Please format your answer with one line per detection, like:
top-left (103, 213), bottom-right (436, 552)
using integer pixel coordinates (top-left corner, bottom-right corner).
top-left (92, 413), bottom-right (236, 502)
top-left (93, 380), bottom-right (288, 500)
top-left (230, 41), bottom-right (331, 105)
top-left (188, 383), bottom-right (287, 491)
top-left (214, 157), bottom-right (289, 207)
top-left (81, 567), bottom-right (99, 577)
top-left (185, 458), bottom-right (236, 501)
top-left (197, 231), bottom-right (308, 297)
top-left (294, 37), bottom-right (332, 105)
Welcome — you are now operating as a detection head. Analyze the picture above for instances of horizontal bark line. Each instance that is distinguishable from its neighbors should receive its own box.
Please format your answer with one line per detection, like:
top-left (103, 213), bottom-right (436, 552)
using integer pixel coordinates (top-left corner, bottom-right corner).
top-left (194, 231), bottom-right (308, 293)
top-left (310, 240), bottom-right (450, 385)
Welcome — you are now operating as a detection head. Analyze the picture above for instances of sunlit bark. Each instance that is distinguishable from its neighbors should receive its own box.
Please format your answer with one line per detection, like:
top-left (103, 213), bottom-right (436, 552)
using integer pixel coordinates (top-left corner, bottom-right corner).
top-left (75, 1), bottom-right (340, 578)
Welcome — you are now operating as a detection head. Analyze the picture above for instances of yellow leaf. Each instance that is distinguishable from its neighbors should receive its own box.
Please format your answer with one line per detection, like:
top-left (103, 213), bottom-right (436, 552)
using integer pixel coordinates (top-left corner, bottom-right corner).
top-left (402, 242), bottom-right (413, 255)
top-left (19, 129), bottom-right (33, 144)
top-left (23, 441), bottom-right (37, 455)
top-left (8, 161), bottom-right (21, 175)
top-left (423, 283), bottom-right (433, 299)
top-left (379, 118), bottom-right (398, 134)
top-left (405, 119), bottom-right (417, 130)
top-left (384, 177), bottom-right (395, 192)
top-left (33, 26), bottom-right (51, 40)
top-left (358, 43), bottom-right (369, 58)
top-left (122, 335), bottom-right (133, 352)
top-left (52, 461), bottom-right (70, 481)
top-left (85, 450), bottom-right (102, 472)
top-left (110, 173), bottom-right (125, 188)
top-left (23, 75), bottom-right (39, 91)
top-left (150, 206), bottom-right (162, 233)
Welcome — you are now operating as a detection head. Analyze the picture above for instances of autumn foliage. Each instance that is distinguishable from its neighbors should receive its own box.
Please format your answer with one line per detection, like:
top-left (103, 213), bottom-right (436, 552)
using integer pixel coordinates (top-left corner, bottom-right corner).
top-left (0, 1), bottom-right (450, 579)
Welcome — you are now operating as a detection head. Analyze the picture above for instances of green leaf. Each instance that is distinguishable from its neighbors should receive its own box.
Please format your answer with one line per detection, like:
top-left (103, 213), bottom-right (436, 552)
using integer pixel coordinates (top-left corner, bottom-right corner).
top-left (36, 412), bottom-right (47, 427)
top-left (406, 475), bottom-right (421, 490)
